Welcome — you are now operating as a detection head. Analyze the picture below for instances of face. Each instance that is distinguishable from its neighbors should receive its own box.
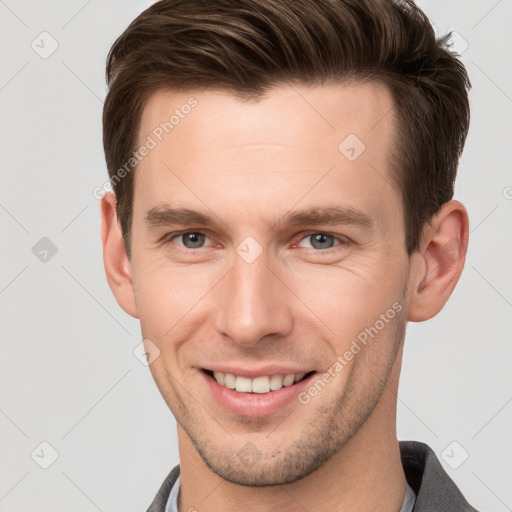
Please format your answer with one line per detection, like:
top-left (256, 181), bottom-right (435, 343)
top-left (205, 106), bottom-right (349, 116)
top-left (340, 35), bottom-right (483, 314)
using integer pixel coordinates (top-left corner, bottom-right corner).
top-left (129, 82), bottom-right (412, 485)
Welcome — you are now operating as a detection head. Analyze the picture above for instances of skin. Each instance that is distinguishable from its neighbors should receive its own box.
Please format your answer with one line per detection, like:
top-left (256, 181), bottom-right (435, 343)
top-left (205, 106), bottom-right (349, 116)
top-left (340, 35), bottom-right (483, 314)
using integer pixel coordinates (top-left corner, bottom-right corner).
top-left (101, 82), bottom-right (469, 511)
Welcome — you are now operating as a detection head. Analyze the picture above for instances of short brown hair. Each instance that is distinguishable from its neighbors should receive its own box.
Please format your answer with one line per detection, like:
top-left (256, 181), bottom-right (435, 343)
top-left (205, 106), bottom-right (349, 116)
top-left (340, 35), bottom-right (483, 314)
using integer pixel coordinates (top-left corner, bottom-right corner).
top-left (103, 0), bottom-right (470, 259)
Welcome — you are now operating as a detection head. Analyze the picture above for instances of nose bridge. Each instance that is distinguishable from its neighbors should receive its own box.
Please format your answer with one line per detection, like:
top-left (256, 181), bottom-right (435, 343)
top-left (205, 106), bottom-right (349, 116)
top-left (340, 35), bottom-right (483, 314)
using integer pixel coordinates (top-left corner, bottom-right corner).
top-left (213, 248), bottom-right (292, 347)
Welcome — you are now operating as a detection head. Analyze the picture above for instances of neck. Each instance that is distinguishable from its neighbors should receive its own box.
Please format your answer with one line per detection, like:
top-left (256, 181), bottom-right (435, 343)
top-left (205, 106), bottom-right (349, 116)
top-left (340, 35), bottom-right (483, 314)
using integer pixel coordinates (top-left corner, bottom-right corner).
top-left (177, 350), bottom-right (406, 512)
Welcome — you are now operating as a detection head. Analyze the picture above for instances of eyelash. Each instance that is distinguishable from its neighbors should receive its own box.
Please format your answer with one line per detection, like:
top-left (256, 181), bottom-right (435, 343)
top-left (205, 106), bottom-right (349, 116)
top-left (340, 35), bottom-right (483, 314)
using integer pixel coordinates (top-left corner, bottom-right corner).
top-left (163, 230), bottom-right (349, 252)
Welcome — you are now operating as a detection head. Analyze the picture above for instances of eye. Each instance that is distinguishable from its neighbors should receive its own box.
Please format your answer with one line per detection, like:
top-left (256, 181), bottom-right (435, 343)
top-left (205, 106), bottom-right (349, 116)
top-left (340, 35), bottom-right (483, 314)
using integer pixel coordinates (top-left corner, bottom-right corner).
top-left (163, 230), bottom-right (347, 252)
top-left (169, 231), bottom-right (210, 249)
top-left (296, 232), bottom-right (347, 251)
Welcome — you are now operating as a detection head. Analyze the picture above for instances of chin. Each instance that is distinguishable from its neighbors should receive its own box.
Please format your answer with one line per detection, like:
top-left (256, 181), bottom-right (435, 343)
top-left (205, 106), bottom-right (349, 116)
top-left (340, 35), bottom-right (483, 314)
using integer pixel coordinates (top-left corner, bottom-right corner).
top-left (184, 409), bottom-right (357, 487)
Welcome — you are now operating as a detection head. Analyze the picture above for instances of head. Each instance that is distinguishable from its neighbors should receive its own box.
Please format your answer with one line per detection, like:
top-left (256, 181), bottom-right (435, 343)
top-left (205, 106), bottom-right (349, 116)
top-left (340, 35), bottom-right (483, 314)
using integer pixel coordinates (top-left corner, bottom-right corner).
top-left (101, 0), bottom-right (470, 486)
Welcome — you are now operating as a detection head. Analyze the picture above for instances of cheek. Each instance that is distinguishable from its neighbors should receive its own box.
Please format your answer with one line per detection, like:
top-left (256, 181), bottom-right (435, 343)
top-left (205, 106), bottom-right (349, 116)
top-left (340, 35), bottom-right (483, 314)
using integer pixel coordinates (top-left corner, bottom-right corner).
top-left (134, 264), bottom-right (195, 319)
top-left (133, 263), bottom-right (220, 360)
top-left (291, 263), bottom-right (404, 338)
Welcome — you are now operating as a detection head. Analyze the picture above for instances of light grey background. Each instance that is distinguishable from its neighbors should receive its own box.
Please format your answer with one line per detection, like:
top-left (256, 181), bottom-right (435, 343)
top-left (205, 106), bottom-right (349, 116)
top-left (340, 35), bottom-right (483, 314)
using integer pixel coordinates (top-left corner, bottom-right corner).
top-left (0, 1), bottom-right (511, 511)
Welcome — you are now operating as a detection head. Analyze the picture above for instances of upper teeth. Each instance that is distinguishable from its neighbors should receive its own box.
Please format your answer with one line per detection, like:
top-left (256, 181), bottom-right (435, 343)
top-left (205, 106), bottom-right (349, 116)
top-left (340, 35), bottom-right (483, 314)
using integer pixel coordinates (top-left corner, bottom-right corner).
top-left (213, 371), bottom-right (307, 394)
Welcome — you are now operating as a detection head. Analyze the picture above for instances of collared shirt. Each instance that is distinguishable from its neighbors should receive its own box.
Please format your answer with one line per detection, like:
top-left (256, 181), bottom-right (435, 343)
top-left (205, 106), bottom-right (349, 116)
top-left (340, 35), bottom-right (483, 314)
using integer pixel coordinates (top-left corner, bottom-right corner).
top-left (164, 474), bottom-right (417, 512)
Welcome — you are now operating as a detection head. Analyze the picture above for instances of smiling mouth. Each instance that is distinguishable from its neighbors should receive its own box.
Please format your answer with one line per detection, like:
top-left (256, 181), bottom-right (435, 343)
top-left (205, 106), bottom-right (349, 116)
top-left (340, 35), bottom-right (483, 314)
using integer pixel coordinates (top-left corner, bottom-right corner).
top-left (202, 369), bottom-right (315, 394)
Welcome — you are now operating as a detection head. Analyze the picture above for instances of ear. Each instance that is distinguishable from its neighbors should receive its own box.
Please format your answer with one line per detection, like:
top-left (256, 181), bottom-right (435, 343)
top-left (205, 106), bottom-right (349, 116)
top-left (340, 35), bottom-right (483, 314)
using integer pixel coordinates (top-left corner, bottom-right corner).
top-left (406, 199), bottom-right (469, 322)
top-left (100, 192), bottom-right (138, 318)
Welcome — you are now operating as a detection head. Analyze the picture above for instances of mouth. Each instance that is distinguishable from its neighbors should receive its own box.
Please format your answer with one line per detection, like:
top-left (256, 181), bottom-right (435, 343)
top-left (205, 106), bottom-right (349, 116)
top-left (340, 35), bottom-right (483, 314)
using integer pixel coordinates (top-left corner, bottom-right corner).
top-left (202, 369), bottom-right (316, 394)
top-left (200, 367), bottom-right (318, 417)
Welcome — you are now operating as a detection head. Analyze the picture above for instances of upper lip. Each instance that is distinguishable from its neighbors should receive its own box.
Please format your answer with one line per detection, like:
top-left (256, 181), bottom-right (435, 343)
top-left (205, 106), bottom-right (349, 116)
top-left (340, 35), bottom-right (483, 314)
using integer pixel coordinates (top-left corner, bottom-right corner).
top-left (201, 366), bottom-right (314, 379)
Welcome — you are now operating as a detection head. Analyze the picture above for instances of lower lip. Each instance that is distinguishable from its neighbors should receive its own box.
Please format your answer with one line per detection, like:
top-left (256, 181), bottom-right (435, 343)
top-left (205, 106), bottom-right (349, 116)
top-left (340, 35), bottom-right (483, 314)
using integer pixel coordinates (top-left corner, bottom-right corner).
top-left (201, 371), bottom-right (315, 417)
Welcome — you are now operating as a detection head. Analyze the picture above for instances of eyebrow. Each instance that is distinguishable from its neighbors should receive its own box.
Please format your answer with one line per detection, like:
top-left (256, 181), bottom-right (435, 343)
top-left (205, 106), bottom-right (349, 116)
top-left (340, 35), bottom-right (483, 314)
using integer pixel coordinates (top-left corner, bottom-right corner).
top-left (279, 206), bottom-right (374, 230)
top-left (144, 204), bottom-right (374, 232)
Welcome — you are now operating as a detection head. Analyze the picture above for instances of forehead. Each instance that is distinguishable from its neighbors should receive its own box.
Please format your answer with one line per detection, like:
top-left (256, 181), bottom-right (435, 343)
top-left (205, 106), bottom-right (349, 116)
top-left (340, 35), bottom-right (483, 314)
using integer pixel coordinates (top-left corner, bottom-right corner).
top-left (134, 81), bottom-right (400, 233)
top-left (139, 81), bottom-right (395, 153)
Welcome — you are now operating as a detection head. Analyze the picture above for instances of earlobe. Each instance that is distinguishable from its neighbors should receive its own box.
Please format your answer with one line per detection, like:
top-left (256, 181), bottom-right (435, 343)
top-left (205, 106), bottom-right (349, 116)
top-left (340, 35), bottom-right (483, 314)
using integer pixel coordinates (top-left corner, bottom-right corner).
top-left (406, 200), bottom-right (469, 322)
top-left (100, 192), bottom-right (139, 318)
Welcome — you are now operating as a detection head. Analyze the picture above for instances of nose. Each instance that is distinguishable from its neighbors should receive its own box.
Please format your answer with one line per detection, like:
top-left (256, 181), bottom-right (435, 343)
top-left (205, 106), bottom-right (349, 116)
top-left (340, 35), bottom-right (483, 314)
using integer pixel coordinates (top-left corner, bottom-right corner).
top-left (213, 249), bottom-right (293, 348)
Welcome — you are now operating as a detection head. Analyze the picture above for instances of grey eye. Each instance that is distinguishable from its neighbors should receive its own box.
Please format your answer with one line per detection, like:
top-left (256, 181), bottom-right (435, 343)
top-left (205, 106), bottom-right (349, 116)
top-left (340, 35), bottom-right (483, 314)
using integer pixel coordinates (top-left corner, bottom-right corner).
top-left (180, 232), bottom-right (206, 248)
top-left (308, 233), bottom-right (335, 250)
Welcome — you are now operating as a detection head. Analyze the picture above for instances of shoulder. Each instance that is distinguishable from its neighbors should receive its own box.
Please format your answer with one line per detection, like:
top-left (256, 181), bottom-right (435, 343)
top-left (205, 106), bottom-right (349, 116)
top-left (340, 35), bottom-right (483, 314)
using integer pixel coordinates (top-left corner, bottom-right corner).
top-left (146, 464), bottom-right (180, 512)
top-left (399, 440), bottom-right (480, 512)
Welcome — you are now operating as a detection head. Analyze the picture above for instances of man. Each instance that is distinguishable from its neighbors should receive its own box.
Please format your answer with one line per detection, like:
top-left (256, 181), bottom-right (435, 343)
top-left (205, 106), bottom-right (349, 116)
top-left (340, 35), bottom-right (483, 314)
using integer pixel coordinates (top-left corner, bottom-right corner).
top-left (100, 0), bottom-right (478, 510)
